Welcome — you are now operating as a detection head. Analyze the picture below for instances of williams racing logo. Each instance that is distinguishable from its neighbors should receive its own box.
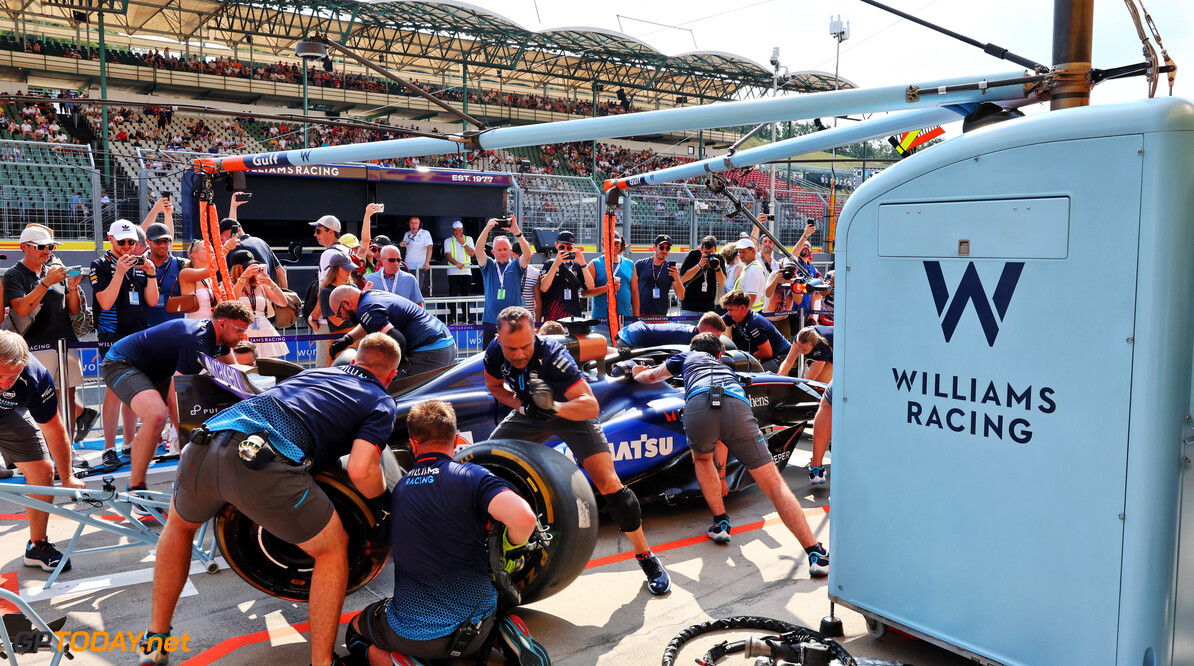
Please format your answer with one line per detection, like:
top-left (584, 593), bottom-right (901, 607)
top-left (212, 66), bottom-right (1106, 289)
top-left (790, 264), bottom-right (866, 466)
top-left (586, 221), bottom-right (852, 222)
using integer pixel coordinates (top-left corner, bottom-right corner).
top-left (923, 261), bottom-right (1024, 347)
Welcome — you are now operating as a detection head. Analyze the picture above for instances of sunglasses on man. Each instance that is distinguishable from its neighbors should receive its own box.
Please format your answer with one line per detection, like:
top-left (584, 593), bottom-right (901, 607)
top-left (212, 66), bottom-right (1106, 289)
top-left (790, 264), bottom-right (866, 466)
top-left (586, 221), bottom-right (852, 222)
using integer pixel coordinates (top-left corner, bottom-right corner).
top-left (25, 243), bottom-right (54, 252)
top-left (151, 238), bottom-right (173, 245)
top-left (115, 239), bottom-right (137, 247)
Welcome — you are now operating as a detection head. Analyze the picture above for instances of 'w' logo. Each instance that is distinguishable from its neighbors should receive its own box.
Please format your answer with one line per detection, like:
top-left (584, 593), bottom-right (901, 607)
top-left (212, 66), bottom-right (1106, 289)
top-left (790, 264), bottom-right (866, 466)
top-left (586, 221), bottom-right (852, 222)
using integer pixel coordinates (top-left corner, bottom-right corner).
top-left (923, 261), bottom-right (1024, 347)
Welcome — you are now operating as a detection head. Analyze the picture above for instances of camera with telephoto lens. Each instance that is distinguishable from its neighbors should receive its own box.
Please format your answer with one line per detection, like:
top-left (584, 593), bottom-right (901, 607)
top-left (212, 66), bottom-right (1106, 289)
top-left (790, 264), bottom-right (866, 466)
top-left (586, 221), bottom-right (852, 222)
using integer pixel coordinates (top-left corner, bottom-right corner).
top-left (707, 255), bottom-right (722, 271)
top-left (782, 265), bottom-right (796, 280)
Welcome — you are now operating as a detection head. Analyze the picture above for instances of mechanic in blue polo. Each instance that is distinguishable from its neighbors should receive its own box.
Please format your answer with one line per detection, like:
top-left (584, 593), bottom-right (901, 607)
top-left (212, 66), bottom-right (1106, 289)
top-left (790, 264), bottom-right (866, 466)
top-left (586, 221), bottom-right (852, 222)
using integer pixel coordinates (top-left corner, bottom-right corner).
top-left (100, 301), bottom-right (253, 496)
top-left (327, 285), bottom-right (457, 378)
top-left (141, 332), bottom-right (401, 666)
top-left (0, 331), bottom-right (86, 573)
top-left (779, 324), bottom-right (834, 383)
top-left (720, 289), bottom-right (792, 373)
top-left (343, 399), bottom-right (548, 666)
top-left (483, 306), bottom-right (672, 595)
top-left (476, 216), bottom-right (535, 349)
top-left (614, 312), bottom-right (727, 352)
top-left (632, 332), bottom-right (829, 577)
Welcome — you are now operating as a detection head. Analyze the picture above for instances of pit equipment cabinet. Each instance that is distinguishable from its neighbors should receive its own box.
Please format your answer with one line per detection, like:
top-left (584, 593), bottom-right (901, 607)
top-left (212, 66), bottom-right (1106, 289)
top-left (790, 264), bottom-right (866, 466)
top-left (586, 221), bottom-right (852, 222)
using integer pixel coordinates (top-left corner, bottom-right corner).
top-left (831, 97), bottom-right (1194, 666)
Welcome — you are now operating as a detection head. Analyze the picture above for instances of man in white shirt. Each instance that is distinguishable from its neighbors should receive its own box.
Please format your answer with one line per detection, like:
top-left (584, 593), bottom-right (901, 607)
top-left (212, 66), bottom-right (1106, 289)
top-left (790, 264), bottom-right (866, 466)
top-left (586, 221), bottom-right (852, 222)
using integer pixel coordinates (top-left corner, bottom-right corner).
top-left (732, 238), bottom-right (768, 311)
top-left (400, 216), bottom-right (434, 296)
top-left (442, 221), bottom-right (475, 324)
top-left (311, 214), bottom-right (349, 365)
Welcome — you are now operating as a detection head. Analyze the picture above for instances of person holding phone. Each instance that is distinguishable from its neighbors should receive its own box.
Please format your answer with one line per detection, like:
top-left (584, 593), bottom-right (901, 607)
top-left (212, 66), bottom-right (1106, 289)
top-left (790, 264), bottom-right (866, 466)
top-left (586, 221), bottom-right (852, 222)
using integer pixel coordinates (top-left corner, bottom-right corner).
top-left (539, 230), bottom-right (594, 323)
top-left (91, 219), bottom-right (158, 470)
top-left (632, 235), bottom-right (685, 318)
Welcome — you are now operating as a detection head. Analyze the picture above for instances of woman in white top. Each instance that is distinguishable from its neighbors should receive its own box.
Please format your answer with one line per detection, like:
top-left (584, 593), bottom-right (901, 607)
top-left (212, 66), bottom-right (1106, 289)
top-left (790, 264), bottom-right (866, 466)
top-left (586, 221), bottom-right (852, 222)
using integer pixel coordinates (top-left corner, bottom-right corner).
top-left (179, 240), bottom-right (217, 320)
top-left (231, 260), bottom-right (291, 358)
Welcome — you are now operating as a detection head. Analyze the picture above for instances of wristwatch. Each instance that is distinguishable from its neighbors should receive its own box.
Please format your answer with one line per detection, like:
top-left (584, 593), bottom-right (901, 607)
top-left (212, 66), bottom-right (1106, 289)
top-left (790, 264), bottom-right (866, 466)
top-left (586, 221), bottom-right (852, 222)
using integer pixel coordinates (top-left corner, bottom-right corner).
top-left (514, 233), bottom-right (523, 238)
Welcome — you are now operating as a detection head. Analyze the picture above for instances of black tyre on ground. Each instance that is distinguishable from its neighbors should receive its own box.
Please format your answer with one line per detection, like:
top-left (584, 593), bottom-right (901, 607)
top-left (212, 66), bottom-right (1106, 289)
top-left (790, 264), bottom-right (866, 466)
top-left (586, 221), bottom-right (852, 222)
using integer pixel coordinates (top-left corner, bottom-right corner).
top-left (456, 439), bottom-right (599, 604)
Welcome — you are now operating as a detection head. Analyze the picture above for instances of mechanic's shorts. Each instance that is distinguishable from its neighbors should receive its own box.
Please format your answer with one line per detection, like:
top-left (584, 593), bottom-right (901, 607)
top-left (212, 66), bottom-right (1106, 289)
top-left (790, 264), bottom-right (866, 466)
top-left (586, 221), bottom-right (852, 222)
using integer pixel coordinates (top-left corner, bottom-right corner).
top-left (355, 598), bottom-right (494, 661)
top-left (823, 381), bottom-right (833, 406)
top-left (491, 411), bottom-right (612, 462)
top-left (102, 359), bottom-right (171, 406)
top-left (32, 349), bottom-right (82, 389)
top-left (683, 393), bottom-right (771, 470)
top-left (0, 410), bottom-right (50, 465)
top-left (172, 432), bottom-right (333, 544)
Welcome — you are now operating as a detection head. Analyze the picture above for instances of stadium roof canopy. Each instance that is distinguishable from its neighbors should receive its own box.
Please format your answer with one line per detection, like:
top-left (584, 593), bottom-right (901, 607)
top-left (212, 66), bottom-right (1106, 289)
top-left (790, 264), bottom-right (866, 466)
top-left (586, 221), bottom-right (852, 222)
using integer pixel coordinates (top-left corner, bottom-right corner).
top-left (14, 0), bottom-right (855, 103)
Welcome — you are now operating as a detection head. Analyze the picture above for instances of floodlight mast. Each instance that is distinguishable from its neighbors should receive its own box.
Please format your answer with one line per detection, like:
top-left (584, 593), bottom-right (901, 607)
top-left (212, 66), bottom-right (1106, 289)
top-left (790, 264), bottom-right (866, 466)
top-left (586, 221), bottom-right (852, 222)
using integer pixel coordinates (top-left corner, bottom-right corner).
top-left (208, 70), bottom-right (1043, 173)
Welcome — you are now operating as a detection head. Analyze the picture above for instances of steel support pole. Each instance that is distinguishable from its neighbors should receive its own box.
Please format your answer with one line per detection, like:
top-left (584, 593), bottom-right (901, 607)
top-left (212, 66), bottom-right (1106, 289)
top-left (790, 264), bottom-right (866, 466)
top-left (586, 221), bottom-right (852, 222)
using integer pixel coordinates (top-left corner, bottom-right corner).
top-left (303, 64), bottom-right (309, 147)
top-left (99, 12), bottom-right (109, 186)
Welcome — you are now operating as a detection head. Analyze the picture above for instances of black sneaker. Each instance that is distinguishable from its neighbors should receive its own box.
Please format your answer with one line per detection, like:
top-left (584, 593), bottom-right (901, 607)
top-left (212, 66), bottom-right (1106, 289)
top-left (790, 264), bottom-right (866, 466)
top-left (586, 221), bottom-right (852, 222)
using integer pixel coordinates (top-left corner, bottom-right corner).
top-left (0, 467), bottom-right (12, 480)
top-left (636, 551), bottom-right (671, 595)
top-left (24, 539), bottom-right (71, 572)
top-left (101, 448), bottom-right (122, 470)
top-left (128, 483), bottom-right (154, 518)
top-left (74, 407), bottom-right (99, 443)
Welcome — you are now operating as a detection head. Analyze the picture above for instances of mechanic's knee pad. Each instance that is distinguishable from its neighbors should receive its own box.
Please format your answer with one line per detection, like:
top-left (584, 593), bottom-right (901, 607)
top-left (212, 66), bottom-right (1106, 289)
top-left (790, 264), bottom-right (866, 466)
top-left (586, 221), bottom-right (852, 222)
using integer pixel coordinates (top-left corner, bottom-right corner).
top-left (603, 486), bottom-right (641, 533)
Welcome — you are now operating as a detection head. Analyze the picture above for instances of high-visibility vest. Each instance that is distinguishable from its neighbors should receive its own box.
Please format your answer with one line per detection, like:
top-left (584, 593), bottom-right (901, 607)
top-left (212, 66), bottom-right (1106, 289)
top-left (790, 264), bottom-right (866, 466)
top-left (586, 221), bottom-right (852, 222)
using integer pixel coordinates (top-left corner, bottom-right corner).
top-left (734, 259), bottom-right (767, 310)
top-left (448, 237), bottom-right (472, 264)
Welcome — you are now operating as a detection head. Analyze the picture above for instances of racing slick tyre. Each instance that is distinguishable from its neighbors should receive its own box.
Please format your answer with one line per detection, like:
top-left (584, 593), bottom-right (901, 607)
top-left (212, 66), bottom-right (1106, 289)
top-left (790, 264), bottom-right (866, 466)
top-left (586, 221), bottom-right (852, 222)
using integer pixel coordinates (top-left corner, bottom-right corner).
top-left (214, 447), bottom-right (405, 602)
top-left (457, 439), bottom-right (599, 604)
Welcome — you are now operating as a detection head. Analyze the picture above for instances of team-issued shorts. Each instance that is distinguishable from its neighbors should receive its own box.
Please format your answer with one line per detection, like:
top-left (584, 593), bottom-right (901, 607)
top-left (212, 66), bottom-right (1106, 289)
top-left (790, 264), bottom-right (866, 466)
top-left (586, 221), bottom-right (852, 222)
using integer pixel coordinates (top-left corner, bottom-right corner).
top-left (172, 433), bottom-right (333, 544)
top-left (683, 394), bottom-right (771, 470)
top-left (355, 598), bottom-right (494, 661)
top-left (102, 359), bottom-right (171, 406)
top-left (490, 411), bottom-right (612, 462)
top-left (823, 381), bottom-right (833, 406)
top-left (0, 410), bottom-right (50, 464)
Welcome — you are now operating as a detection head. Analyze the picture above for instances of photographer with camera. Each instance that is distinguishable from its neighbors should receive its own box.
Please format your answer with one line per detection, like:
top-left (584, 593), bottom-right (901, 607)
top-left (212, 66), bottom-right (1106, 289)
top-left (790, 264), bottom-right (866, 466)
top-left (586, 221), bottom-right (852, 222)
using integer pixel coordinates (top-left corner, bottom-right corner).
top-left (632, 235), bottom-right (684, 318)
top-left (678, 235), bottom-right (726, 319)
top-left (91, 219), bottom-right (158, 467)
top-left (540, 230), bottom-right (594, 323)
top-left (762, 259), bottom-right (802, 339)
top-left (476, 216), bottom-right (534, 348)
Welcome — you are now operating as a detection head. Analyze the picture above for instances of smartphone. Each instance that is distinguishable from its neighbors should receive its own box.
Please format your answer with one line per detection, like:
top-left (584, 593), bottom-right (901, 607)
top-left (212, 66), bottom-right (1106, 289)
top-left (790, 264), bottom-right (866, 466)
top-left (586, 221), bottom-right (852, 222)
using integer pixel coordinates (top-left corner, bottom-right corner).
top-left (65, 266), bottom-right (82, 277)
top-left (667, 260), bottom-right (677, 270)
top-left (565, 251), bottom-right (577, 261)
top-left (374, 202), bottom-right (385, 213)
top-left (236, 192), bottom-right (253, 201)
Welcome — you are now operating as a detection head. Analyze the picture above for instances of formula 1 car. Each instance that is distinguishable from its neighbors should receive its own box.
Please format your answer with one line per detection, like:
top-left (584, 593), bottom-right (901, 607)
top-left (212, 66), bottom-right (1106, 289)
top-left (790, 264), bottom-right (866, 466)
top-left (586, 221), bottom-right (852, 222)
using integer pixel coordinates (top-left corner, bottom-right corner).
top-left (173, 322), bottom-right (824, 607)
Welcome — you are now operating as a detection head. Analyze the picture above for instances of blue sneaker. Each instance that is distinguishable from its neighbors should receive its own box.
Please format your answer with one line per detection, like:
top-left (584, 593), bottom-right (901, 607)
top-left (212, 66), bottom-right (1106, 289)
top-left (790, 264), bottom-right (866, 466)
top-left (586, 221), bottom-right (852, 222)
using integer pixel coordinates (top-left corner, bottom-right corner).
top-left (137, 629), bottom-right (171, 666)
top-left (498, 614), bottom-right (550, 666)
top-left (808, 465), bottom-right (827, 485)
top-left (807, 543), bottom-right (829, 577)
top-left (636, 551), bottom-right (671, 595)
top-left (24, 539), bottom-right (70, 572)
top-left (706, 519), bottom-right (732, 544)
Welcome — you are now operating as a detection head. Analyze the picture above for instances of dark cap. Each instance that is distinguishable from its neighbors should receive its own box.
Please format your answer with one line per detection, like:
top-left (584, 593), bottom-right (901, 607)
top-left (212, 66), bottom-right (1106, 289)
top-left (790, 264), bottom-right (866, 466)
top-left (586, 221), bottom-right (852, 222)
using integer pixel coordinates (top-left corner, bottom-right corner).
top-left (556, 230), bottom-right (576, 244)
top-left (145, 222), bottom-right (172, 241)
top-left (654, 234), bottom-right (672, 247)
top-left (326, 251), bottom-right (355, 272)
top-left (226, 249), bottom-right (255, 268)
top-left (372, 234), bottom-right (393, 248)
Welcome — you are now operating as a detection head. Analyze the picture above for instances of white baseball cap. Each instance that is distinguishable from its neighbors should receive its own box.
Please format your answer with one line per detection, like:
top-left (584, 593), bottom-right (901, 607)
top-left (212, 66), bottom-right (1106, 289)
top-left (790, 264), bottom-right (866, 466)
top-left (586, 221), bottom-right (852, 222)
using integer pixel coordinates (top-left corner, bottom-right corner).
top-left (108, 220), bottom-right (138, 242)
top-left (19, 224), bottom-right (60, 246)
top-left (737, 238), bottom-right (756, 250)
top-left (310, 215), bottom-right (342, 233)
top-left (452, 221), bottom-right (463, 229)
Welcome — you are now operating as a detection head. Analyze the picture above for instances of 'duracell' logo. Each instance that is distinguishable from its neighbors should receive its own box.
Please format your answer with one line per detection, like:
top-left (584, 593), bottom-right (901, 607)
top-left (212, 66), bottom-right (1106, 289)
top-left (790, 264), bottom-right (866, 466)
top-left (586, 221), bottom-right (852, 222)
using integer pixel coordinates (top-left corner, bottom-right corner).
top-left (923, 261), bottom-right (1024, 347)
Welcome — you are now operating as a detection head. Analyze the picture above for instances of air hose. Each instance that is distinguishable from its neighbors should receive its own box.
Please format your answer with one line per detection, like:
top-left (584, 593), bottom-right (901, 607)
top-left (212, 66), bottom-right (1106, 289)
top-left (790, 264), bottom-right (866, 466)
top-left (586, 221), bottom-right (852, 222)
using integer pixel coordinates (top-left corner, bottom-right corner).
top-left (661, 616), bottom-right (910, 666)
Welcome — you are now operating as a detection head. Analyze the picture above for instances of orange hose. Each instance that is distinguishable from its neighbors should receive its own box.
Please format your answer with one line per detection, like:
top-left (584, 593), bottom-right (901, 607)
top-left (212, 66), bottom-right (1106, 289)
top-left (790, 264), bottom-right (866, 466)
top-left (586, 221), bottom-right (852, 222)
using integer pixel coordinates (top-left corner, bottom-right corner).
top-left (207, 202), bottom-right (234, 302)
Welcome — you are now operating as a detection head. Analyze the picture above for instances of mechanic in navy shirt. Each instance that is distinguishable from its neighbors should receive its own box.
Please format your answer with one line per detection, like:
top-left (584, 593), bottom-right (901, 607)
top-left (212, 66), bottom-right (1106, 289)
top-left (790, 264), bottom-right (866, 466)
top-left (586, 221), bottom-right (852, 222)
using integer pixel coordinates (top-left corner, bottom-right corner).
top-left (720, 289), bottom-right (792, 372)
top-left (779, 324), bottom-right (834, 382)
top-left (632, 234), bottom-right (685, 317)
top-left (0, 331), bottom-right (86, 573)
top-left (632, 332), bottom-right (828, 577)
top-left (614, 313), bottom-right (727, 351)
top-left (483, 305), bottom-right (672, 595)
top-left (143, 333), bottom-right (401, 666)
top-left (100, 301), bottom-right (252, 493)
top-left (327, 285), bottom-right (458, 377)
top-left (344, 399), bottom-right (544, 665)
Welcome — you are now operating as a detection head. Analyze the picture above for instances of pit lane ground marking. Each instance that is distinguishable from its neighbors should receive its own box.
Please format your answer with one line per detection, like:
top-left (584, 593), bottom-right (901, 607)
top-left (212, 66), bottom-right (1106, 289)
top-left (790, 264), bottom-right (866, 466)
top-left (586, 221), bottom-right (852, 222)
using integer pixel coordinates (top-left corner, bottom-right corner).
top-left (17, 558), bottom-right (221, 604)
top-left (0, 572), bottom-right (18, 614)
top-left (178, 505), bottom-right (831, 664)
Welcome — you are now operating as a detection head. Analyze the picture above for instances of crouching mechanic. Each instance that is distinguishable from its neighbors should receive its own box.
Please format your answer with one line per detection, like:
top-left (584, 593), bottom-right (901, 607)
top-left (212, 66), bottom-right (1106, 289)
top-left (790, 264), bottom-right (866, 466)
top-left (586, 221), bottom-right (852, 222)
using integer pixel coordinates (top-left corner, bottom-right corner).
top-left (328, 285), bottom-right (457, 378)
top-left (632, 332), bottom-right (828, 577)
top-left (344, 399), bottom-right (549, 666)
top-left (101, 301), bottom-right (253, 496)
top-left (612, 312), bottom-right (726, 353)
top-left (484, 306), bottom-right (671, 594)
top-left (141, 333), bottom-right (401, 666)
top-left (0, 331), bottom-right (86, 572)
